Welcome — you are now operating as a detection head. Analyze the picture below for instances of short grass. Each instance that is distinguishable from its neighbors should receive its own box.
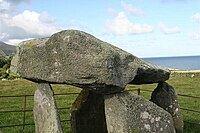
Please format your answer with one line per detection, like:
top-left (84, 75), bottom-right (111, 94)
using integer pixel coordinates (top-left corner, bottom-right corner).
top-left (0, 74), bottom-right (200, 133)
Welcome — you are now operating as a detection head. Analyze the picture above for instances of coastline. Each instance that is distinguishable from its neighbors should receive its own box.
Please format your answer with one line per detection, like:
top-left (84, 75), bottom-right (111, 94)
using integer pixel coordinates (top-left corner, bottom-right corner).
top-left (169, 68), bottom-right (200, 73)
top-left (169, 68), bottom-right (200, 77)
top-left (144, 56), bottom-right (200, 71)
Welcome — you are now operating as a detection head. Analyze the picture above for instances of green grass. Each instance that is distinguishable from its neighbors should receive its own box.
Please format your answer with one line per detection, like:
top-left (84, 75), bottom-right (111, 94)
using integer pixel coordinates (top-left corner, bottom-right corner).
top-left (0, 75), bottom-right (200, 133)
top-left (0, 80), bottom-right (81, 133)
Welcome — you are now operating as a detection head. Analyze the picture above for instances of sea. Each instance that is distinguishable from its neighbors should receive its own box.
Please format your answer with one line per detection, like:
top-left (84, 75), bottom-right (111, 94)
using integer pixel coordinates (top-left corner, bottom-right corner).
top-left (142, 55), bottom-right (200, 70)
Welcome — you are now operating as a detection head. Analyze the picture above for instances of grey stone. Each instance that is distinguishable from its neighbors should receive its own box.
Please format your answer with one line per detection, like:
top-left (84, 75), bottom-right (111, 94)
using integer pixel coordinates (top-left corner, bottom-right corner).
top-left (34, 83), bottom-right (63, 133)
top-left (71, 90), bottom-right (107, 133)
top-left (130, 63), bottom-right (170, 85)
top-left (105, 91), bottom-right (175, 133)
top-left (11, 30), bottom-right (169, 94)
top-left (150, 82), bottom-right (184, 133)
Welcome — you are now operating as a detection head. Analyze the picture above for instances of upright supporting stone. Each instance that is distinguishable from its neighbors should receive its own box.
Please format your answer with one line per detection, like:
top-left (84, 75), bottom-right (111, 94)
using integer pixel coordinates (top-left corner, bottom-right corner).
top-left (105, 91), bottom-right (175, 133)
top-left (34, 83), bottom-right (63, 133)
top-left (71, 90), bottom-right (107, 133)
top-left (150, 82), bottom-right (183, 133)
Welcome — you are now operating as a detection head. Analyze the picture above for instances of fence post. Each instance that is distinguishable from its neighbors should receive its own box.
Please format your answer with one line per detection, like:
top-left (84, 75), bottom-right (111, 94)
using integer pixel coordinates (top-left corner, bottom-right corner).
top-left (22, 95), bottom-right (27, 132)
top-left (137, 88), bottom-right (140, 95)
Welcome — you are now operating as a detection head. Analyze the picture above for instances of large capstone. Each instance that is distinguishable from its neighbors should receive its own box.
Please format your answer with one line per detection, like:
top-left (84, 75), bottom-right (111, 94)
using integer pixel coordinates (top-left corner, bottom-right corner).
top-left (11, 30), bottom-right (169, 94)
top-left (105, 91), bottom-right (175, 133)
top-left (150, 82), bottom-right (184, 133)
top-left (34, 83), bottom-right (63, 133)
top-left (71, 90), bottom-right (107, 133)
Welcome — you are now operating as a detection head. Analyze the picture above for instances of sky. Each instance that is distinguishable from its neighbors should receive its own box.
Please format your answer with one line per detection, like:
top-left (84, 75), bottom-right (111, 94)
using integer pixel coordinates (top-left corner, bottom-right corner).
top-left (0, 0), bottom-right (200, 57)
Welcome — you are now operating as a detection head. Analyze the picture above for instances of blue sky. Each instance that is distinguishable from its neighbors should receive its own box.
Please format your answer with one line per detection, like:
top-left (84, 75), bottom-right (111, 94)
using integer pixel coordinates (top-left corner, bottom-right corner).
top-left (0, 0), bottom-right (200, 57)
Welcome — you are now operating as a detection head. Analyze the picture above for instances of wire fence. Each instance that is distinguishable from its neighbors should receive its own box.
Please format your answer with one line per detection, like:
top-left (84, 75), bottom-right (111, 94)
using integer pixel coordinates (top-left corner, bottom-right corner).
top-left (0, 88), bottom-right (199, 132)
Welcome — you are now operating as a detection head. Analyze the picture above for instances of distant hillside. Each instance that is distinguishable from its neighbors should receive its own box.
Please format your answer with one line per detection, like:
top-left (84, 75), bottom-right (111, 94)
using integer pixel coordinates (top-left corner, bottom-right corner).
top-left (0, 49), bottom-right (7, 58)
top-left (0, 41), bottom-right (16, 57)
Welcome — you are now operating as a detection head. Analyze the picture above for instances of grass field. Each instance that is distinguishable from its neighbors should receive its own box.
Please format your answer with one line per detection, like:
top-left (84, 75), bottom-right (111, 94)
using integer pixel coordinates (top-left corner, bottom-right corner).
top-left (0, 73), bottom-right (200, 133)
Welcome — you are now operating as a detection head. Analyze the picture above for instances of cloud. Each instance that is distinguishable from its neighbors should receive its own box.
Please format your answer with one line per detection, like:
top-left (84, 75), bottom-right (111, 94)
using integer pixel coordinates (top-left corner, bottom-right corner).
top-left (161, 0), bottom-right (188, 3)
top-left (189, 32), bottom-right (200, 40)
top-left (5, 38), bottom-right (33, 45)
top-left (191, 13), bottom-right (200, 23)
top-left (6, 0), bottom-right (30, 4)
top-left (10, 10), bottom-right (59, 35)
top-left (0, 0), bottom-right (65, 44)
top-left (158, 23), bottom-right (180, 34)
top-left (0, 0), bottom-right (30, 14)
top-left (121, 2), bottom-right (144, 16)
top-left (0, 0), bottom-right (14, 14)
top-left (107, 8), bottom-right (116, 15)
top-left (105, 12), bottom-right (153, 35)
top-left (0, 10), bottom-right (63, 42)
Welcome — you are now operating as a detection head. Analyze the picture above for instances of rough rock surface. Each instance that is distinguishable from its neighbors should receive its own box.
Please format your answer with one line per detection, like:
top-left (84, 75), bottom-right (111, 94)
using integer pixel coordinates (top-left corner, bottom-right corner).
top-left (105, 91), bottom-right (175, 133)
top-left (34, 83), bottom-right (63, 133)
top-left (11, 30), bottom-right (169, 94)
top-left (71, 90), bottom-right (107, 133)
top-left (150, 82), bottom-right (183, 133)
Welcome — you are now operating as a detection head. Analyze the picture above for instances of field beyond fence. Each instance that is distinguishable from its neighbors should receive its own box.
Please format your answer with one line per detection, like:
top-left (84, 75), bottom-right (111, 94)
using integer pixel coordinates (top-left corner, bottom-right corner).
top-left (0, 74), bottom-right (200, 133)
